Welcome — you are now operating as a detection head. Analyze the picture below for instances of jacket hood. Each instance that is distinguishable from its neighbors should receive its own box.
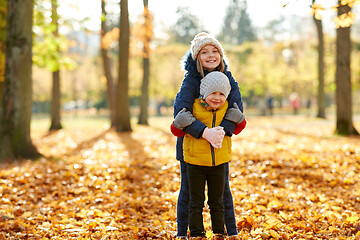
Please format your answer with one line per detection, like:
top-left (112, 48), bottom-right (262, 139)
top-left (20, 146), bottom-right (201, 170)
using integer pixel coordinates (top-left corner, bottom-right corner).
top-left (181, 50), bottom-right (229, 78)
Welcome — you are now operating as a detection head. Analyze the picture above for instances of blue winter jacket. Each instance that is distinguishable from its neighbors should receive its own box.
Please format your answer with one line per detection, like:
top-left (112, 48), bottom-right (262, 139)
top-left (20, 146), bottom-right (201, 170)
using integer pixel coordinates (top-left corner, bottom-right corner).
top-left (174, 51), bottom-right (244, 161)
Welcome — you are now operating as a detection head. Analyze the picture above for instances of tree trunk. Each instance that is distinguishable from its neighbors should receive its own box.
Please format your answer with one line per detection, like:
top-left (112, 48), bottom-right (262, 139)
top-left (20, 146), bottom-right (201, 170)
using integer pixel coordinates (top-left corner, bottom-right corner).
top-left (114, 0), bottom-right (131, 132)
top-left (49, 0), bottom-right (62, 131)
top-left (138, 57), bottom-right (150, 125)
top-left (50, 70), bottom-right (62, 130)
top-left (335, 1), bottom-right (359, 135)
top-left (312, 0), bottom-right (325, 119)
top-left (0, 0), bottom-right (6, 109)
top-left (0, 81), bottom-right (3, 109)
top-left (101, 0), bottom-right (116, 126)
top-left (0, 0), bottom-right (41, 161)
top-left (138, 0), bottom-right (150, 125)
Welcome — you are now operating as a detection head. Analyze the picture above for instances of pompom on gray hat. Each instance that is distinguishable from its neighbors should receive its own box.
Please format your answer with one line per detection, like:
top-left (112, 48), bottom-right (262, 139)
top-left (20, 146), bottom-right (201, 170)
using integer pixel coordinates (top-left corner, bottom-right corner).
top-left (200, 71), bottom-right (231, 99)
top-left (190, 32), bottom-right (224, 60)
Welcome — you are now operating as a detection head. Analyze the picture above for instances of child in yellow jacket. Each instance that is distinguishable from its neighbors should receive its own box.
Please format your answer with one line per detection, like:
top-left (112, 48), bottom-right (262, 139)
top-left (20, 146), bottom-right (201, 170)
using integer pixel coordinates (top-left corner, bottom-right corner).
top-left (171, 71), bottom-right (246, 239)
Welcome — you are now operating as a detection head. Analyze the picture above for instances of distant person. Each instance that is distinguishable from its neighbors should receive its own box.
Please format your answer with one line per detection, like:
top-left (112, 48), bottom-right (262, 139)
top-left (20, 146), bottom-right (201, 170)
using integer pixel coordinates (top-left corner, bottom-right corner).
top-left (306, 98), bottom-right (312, 116)
top-left (172, 32), bottom-right (245, 239)
top-left (171, 72), bottom-right (246, 239)
top-left (290, 92), bottom-right (299, 115)
top-left (267, 95), bottom-right (274, 116)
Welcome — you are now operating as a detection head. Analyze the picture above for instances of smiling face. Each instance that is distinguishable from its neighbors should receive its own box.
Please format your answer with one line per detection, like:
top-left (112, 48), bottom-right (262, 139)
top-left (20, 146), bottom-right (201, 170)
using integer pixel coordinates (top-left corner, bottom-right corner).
top-left (199, 44), bottom-right (221, 71)
top-left (205, 91), bottom-right (226, 110)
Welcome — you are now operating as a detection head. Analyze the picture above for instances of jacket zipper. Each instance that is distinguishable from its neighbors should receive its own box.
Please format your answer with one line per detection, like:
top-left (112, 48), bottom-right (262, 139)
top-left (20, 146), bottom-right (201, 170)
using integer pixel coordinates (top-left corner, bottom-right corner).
top-left (211, 110), bottom-right (216, 166)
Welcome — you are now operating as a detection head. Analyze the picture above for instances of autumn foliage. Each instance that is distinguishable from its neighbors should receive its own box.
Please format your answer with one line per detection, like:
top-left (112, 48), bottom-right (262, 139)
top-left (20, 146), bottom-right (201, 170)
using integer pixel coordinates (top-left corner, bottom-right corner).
top-left (1, 116), bottom-right (360, 239)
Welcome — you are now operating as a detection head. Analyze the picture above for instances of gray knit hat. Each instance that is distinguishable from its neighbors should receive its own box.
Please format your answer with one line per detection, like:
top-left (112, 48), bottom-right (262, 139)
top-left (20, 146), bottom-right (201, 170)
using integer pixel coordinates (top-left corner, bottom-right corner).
top-left (200, 71), bottom-right (231, 99)
top-left (190, 32), bottom-right (224, 60)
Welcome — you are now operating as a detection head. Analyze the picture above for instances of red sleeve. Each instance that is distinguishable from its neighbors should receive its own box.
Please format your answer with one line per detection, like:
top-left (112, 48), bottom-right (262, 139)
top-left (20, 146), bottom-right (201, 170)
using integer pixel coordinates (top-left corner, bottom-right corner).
top-left (170, 121), bottom-right (186, 137)
top-left (233, 118), bottom-right (247, 135)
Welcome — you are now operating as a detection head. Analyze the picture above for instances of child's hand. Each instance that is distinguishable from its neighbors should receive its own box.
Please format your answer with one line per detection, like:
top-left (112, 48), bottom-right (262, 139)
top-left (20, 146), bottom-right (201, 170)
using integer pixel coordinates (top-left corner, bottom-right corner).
top-left (174, 108), bottom-right (196, 130)
top-left (225, 102), bottom-right (245, 124)
top-left (202, 126), bottom-right (225, 148)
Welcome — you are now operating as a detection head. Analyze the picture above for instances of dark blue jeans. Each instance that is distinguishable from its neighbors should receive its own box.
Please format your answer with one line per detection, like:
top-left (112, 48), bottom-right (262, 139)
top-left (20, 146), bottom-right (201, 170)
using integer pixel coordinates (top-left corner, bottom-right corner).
top-left (177, 161), bottom-right (238, 237)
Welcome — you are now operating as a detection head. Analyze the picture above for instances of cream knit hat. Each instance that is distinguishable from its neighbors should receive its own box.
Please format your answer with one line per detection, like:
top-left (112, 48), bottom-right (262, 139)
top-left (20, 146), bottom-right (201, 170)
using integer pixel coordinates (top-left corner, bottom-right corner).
top-left (190, 32), bottom-right (224, 60)
top-left (200, 71), bottom-right (231, 99)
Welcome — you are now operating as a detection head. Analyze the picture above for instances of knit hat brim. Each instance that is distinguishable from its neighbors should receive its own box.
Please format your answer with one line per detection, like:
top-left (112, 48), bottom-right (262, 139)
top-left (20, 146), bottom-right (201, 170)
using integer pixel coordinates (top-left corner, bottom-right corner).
top-left (200, 71), bottom-right (231, 99)
top-left (190, 32), bottom-right (224, 60)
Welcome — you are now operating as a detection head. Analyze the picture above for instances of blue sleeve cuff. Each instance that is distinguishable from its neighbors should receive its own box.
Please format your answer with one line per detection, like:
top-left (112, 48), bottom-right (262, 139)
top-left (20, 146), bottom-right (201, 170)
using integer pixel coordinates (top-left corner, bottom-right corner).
top-left (183, 119), bottom-right (207, 139)
top-left (220, 119), bottom-right (236, 137)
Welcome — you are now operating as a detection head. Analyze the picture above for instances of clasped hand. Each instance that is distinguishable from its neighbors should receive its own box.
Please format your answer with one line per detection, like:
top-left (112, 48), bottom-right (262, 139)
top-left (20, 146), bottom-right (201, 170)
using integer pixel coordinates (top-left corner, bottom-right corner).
top-left (202, 126), bottom-right (225, 148)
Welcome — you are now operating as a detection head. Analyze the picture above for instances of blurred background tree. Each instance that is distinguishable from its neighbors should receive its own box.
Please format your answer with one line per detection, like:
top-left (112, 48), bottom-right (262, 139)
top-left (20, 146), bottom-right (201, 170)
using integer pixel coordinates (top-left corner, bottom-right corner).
top-left (33, 0), bottom-right (77, 131)
top-left (138, 0), bottom-right (153, 125)
top-left (100, 0), bottom-right (116, 126)
top-left (49, 0), bottom-right (62, 131)
top-left (114, 0), bottom-right (131, 132)
top-left (312, 0), bottom-right (326, 119)
top-left (334, 0), bottom-right (358, 135)
top-left (219, 0), bottom-right (257, 44)
top-left (0, 0), bottom-right (5, 107)
top-left (170, 6), bottom-right (203, 44)
top-left (0, 0), bottom-right (41, 160)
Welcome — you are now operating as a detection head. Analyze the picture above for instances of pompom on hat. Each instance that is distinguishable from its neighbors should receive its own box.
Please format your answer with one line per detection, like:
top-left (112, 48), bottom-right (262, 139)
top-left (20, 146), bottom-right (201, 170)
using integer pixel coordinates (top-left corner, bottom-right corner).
top-left (190, 32), bottom-right (224, 60)
top-left (200, 71), bottom-right (231, 100)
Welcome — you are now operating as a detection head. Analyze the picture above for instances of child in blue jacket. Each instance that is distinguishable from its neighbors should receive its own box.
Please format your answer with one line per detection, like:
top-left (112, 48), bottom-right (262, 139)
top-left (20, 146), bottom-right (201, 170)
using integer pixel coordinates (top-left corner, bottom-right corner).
top-left (171, 72), bottom-right (245, 239)
top-left (173, 32), bottom-right (246, 239)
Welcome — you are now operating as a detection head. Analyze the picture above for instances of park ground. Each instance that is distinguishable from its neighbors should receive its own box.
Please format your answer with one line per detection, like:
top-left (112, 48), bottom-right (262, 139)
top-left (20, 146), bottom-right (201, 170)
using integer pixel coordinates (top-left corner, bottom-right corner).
top-left (1, 114), bottom-right (360, 239)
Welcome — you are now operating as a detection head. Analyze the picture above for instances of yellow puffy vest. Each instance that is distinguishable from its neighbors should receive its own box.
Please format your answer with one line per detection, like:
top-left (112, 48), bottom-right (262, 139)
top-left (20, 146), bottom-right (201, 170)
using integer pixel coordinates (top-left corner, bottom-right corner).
top-left (183, 99), bottom-right (231, 166)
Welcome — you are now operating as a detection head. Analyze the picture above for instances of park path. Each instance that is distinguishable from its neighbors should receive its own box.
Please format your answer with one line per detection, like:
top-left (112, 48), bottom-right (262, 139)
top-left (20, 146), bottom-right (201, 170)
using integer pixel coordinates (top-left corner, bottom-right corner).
top-left (1, 115), bottom-right (360, 239)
